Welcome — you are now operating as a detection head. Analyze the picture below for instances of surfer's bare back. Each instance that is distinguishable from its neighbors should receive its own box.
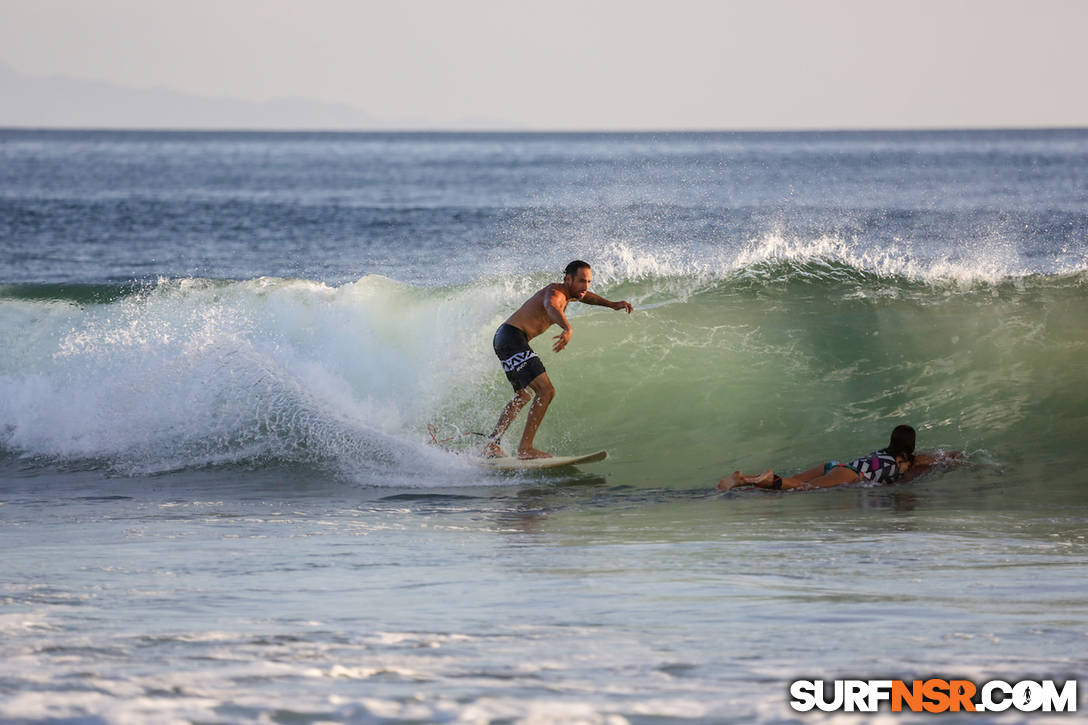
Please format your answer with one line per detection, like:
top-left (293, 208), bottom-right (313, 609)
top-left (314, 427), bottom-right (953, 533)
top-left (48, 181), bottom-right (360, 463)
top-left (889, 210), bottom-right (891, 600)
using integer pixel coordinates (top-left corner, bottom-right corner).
top-left (484, 260), bottom-right (632, 460)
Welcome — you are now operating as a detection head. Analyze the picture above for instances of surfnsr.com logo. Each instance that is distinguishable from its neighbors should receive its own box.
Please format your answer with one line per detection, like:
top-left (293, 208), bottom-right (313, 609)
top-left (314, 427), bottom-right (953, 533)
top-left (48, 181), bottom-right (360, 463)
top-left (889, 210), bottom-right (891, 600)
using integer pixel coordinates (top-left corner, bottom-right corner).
top-left (789, 679), bottom-right (1078, 713)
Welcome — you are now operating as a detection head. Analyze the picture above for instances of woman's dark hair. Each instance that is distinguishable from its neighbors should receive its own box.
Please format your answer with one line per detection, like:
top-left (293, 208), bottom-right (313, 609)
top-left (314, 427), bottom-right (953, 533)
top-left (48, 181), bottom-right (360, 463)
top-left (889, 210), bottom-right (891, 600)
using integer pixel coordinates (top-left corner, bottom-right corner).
top-left (564, 260), bottom-right (591, 277)
top-left (887, 424), bottom-right (916, 463)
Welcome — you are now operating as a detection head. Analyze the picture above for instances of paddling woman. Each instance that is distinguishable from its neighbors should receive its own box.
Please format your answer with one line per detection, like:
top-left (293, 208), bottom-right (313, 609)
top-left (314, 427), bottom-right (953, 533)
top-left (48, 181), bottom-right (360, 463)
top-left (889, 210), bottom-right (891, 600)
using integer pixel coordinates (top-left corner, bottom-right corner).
top-left (718, 425), bottom-right (954, 491)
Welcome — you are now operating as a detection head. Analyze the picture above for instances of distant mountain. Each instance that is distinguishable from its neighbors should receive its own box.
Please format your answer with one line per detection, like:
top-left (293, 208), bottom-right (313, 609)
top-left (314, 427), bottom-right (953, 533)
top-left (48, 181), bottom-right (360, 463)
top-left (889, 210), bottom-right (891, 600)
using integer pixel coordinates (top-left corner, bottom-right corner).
top-left (0, 61), bottom-right (403, 130)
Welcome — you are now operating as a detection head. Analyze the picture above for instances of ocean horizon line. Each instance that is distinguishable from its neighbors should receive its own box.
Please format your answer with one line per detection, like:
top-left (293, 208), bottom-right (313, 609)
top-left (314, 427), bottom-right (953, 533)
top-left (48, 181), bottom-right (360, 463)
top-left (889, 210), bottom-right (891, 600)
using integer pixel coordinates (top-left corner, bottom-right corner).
top-left (3, 124), bottom-right (1086, 136)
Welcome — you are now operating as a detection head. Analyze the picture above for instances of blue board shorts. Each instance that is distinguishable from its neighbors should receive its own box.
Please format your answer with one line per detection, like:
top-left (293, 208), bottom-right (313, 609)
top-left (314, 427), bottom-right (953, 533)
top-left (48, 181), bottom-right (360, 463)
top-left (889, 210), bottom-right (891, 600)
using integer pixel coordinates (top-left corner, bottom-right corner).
top-left (493, 323), bottom-right (546, 392)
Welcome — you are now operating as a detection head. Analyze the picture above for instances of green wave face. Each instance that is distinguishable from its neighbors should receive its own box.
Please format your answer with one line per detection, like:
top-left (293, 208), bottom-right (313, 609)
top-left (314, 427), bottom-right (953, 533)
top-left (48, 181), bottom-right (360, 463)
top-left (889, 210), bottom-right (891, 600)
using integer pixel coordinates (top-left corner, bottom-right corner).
top-left (0, 282), bottom-right (149, 305)
top-left (545, 269), bottom-right (1086, 487)
top-left (1, 268), bottom-right (1085, 496)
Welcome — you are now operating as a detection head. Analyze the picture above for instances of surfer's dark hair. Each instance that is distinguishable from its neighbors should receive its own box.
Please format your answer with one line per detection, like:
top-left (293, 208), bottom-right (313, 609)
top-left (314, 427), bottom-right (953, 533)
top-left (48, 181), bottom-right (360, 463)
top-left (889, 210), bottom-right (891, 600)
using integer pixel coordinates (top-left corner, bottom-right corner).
top-left (564, 260), bottom-right (591, 277)
top-left (887, 424), bottom-right (916, 464)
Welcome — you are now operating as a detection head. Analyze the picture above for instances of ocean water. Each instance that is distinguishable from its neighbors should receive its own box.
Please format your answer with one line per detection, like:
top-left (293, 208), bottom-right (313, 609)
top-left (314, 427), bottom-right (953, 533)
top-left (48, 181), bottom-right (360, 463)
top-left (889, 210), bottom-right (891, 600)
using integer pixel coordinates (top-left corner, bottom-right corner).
top-left (1, 129), bottom-right (1086, 723)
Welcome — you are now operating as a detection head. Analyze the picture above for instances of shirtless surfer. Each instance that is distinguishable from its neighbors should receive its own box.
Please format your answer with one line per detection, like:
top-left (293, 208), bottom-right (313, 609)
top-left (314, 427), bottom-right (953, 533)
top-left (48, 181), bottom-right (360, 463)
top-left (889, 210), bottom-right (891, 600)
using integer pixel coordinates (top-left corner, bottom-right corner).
top-left (483, 260), bottom-right (632, 459)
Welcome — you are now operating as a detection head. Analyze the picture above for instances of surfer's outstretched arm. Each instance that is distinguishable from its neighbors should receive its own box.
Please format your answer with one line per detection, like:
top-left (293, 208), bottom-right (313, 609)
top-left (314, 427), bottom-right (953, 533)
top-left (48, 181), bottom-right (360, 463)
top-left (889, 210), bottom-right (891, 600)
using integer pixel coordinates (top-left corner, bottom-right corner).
top-left (579, 291), bottom-right (633, 313)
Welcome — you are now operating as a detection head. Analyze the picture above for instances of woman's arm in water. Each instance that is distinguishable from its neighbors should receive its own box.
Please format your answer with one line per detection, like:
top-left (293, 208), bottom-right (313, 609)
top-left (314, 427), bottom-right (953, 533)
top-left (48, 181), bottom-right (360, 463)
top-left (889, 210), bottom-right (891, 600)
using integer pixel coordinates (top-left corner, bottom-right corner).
top-left (913, 450), bottom-right (965, 467)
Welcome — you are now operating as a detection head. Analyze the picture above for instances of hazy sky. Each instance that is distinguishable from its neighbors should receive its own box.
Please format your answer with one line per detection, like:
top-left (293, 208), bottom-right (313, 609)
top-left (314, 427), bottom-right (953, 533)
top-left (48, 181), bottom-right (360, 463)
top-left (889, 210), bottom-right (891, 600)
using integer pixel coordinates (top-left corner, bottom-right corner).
top-left (2, 0), bottom-right (1086, 130)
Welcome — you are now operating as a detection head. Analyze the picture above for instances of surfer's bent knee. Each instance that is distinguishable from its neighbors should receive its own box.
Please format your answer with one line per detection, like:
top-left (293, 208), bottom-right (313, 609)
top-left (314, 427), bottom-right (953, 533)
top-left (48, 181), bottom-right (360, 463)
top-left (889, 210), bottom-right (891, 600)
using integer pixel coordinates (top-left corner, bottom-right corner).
top-left (529, 374), bottom-right (555, 399)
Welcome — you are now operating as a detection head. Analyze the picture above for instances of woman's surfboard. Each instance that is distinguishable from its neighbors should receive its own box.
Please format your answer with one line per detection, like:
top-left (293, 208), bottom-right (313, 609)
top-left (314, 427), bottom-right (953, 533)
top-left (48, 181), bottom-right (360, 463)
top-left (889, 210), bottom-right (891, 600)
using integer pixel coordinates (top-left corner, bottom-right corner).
top-left (476, 450), bottom-right (607, 471)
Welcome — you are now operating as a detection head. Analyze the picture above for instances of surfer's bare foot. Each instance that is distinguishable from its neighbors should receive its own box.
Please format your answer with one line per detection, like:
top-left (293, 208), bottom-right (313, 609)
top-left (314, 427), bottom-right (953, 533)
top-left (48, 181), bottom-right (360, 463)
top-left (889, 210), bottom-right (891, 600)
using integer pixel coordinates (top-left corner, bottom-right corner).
top-left (752, 470), bottom-right (776, 486)
top-left (482, 441), bottom-right (504, 458)
top-left (717, 471), bottom-right (746, 491)
top-left (517, 448), bottom-right (552, 460)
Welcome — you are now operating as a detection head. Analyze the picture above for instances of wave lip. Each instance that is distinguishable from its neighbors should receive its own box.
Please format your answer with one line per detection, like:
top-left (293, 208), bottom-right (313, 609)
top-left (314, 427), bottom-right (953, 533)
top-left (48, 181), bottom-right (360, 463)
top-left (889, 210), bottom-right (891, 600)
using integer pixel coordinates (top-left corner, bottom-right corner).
top-left (582, 232), bottom-right (1086, 294)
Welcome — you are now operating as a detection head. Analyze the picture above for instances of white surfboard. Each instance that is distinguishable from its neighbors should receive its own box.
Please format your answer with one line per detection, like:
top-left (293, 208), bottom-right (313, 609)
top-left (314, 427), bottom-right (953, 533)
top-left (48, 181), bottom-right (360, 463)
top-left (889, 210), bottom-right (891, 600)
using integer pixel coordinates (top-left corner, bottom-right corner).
top-left (476, 450), bottom-right (608, 471)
